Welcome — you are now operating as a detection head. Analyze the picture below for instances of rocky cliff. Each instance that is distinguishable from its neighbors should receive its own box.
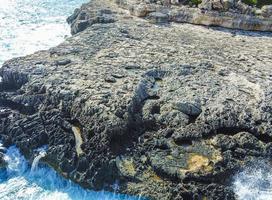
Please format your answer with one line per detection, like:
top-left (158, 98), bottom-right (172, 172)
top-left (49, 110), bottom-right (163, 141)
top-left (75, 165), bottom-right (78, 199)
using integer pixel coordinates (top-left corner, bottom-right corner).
top-left (113, 0), bottom-right (272, 32)
top-left (0, 0), bottom-right (272, 199)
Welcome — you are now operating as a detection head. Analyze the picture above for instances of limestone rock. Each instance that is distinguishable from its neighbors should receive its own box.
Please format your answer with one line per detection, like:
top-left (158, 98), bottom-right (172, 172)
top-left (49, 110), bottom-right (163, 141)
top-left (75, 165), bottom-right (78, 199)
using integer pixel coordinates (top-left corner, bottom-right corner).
top-left (147, 12), bottom-right (169, 23)
top-left (119, 0), bottom-right (272, 31)
top-left (262, 5), bottom-right (272, 18)
top-left (0, 0), bottom-right (272, 199)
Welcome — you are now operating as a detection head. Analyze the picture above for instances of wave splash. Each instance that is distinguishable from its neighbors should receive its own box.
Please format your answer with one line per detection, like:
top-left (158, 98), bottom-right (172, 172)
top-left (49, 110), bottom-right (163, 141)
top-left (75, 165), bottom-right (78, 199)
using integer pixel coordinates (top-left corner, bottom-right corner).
top-left (0, 146), bottom-right (143, 200)
top-left (233, 160), bottom-right (272, 200)
top-left (0, 0), bottom-right (88, 65)
top-left (30, 146), bottom-right (47, 172)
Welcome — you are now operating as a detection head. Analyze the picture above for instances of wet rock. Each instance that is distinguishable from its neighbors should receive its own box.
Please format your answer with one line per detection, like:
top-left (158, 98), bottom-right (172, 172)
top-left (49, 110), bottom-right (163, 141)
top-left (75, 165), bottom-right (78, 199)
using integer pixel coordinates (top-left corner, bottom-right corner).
top-left (0, 153), bottom-right (6, 168)
top-left (0, 144), bottom-right (6, 169)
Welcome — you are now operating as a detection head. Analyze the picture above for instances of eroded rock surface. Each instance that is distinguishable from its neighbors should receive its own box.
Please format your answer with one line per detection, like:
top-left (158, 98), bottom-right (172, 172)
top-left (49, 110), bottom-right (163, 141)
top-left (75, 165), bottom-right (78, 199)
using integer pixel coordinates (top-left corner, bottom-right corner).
top-left (115, 0), bottom-right (272, 31)
top-left (0, 0), bottom-right (272, 199)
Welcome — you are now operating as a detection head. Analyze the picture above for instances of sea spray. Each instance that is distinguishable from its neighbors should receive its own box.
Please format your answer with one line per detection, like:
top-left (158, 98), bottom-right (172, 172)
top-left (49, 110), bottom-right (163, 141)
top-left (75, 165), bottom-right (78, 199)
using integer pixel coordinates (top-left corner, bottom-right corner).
top-left (233, 160), bottom-right (272, 200)
top-left (0, 0), bottom-right (89, 65)
top-left (0, 145), bottom-right (144, 200)
top-left (31, 147), bottom-right (47, 172)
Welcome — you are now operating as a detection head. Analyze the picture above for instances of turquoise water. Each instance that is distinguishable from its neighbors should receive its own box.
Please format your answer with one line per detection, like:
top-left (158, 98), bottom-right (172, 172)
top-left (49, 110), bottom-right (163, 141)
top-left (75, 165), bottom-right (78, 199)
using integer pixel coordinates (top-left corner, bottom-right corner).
top-left (0, 0), bottom-right (87, 65)
top-left (0, 146), bottom-right (142, 200)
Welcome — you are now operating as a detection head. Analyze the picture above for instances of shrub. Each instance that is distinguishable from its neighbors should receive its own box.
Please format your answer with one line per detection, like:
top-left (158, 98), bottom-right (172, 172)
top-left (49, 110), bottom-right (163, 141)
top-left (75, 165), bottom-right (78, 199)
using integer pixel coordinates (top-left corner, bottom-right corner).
top-left (190, 0), bottom-right (202, 6)
top-left (242, 0), bottom-right (258, 6)
top-left (242, 0), bottom-right (272, 7)
top-left (257, 0), bottom-right (272, 7)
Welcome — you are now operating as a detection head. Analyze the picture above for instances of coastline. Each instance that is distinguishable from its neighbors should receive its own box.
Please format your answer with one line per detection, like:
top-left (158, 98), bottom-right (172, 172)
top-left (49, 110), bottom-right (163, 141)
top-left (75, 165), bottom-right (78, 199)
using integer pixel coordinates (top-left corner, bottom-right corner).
top-left (0, 0), bottom-right (272, 199)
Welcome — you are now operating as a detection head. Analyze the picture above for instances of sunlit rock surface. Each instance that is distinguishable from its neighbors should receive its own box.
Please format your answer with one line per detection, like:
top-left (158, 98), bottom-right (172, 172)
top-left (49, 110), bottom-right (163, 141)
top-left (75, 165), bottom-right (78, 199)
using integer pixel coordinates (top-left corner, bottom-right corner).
top-left (0, 0), bottom-right (272, 199)
top-left (115, 0), bottom-right (272, 31)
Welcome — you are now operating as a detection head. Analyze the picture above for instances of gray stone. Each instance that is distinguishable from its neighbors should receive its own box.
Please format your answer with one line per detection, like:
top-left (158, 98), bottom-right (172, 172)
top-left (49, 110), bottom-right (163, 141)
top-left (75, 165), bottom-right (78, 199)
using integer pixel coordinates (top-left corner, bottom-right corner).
top-left (262, 5), bottom-right (272, 18)
top-left (172, 101), bottom-right (202, 117)
top-left (0, 0), bottom-right (271, 199)
top-left (147, 12), bottom-right (169, 23)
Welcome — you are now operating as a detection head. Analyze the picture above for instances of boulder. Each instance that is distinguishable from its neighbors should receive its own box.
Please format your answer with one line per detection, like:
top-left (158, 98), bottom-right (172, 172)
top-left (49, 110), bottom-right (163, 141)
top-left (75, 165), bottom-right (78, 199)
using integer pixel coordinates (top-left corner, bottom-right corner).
top-left (261, 5), bottom-right (272, 17)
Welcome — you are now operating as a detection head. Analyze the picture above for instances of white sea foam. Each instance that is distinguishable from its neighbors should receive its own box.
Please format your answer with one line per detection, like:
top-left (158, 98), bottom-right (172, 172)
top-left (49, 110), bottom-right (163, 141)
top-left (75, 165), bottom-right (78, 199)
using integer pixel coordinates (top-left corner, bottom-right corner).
top-left (30, 147), bottom-right (47, 172)
top-left (233, 161), bottom-right (272, 200)
top-left (0, 146), bottom-right (143, 200)
top-left (0, 0), bottom-right (86, 65)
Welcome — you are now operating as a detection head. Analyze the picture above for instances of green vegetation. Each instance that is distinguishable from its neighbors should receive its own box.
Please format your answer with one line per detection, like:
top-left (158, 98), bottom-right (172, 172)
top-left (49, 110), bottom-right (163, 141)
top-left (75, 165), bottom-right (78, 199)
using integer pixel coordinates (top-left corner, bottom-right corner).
top-left (257, 0), bottom-right (272, 7)
top-left (242, 0), bottom-right (272, 7)
top-left (242, 0), bottom-right (257, 6)
top-left (189, 0), bottom-right (202, 6)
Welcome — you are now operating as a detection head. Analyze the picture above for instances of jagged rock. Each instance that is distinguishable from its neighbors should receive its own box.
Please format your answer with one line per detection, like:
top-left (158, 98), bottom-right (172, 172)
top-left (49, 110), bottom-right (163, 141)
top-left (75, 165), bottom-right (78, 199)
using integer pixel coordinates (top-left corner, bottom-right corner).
top-left (0, 145), bottom-right (6, 169)
top-left (199, 0), bottom-right (236, 11)
top-left (0, 0), bottom-right (271, 199)
top-left (0, 153), bottom-right (6, 168)
top-left (172, 101), bottom-right (202, 117)
top-left (67, 3), bottom-right (116, 34)
top-left (54, 59), bottom-right (71, 66)
top-left (262, 5), bottom-right (272, 17)
top-left (235, 0), bottom-right (254, 14)
top-left (147, 12), bottom-right (169, 23)
top-left (198, 0), bottom-right (213, 10)
top-left (117, 0), bottom-right (272, 31)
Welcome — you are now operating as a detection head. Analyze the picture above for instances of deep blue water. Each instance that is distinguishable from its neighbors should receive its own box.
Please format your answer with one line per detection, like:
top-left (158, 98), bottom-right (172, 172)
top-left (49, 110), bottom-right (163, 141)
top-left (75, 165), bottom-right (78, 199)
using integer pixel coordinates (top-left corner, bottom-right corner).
top-left (0, 146), bottom-right (142, 200)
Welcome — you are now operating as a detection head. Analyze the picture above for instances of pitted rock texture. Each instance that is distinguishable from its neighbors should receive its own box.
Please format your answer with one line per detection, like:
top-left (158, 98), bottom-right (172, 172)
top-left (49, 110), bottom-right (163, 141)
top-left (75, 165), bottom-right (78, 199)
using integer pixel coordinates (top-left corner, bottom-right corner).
top-left (0, 0), bottom-right (272, 199)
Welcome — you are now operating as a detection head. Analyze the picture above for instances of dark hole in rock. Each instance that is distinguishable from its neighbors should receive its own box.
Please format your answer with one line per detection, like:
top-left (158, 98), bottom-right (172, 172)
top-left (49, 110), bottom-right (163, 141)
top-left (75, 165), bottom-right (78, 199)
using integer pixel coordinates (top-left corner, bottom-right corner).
top-left (150, 104), bottom-right (160, 114)
top-left (0, 98), bottom-right (35, 115)
top-left (203, 126), bottom-right (272, 144)
top-left (164, 129), bottom-right (174, 138)
top-left (188, 115), bottom-right (198, 124)
top-left (174, 139), bottom-right (193, 146)
top-left (109, 136), bottom-right (128, 155)
top-left (147, 95), bottom-right (160, 100)
top-left (181, 192), bottom-right (193, 200)
top-left (210, 127), bottom-right (248, 137)
top-left (256, 133), bottom-right (272, 143)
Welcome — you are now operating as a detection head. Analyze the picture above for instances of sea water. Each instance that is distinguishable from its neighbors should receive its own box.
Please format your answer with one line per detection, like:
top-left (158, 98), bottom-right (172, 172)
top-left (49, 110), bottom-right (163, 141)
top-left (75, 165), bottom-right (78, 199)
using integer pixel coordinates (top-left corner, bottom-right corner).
top-left (0, 0), bottom-right (86, 65)
top-left (0, 146), bottom-right (142, 200)
top-left (0, 0), bottom-right (143, 199)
